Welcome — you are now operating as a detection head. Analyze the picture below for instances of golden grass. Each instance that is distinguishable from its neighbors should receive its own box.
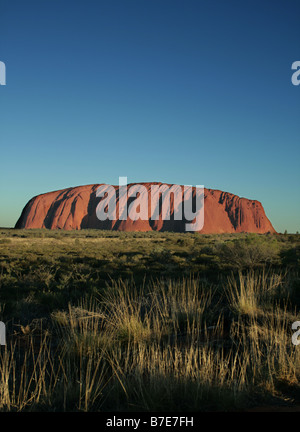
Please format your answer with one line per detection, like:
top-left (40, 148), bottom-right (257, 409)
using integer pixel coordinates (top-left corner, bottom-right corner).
top-left (0, 269), bottom-right (299, 411)
top-left (225, 269), bottom-right (284, 316)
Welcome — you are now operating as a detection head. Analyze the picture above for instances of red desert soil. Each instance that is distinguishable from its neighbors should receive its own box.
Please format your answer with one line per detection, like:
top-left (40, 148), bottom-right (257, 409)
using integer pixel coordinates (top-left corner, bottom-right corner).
top-left (15, 183), bottom-right (276, 234)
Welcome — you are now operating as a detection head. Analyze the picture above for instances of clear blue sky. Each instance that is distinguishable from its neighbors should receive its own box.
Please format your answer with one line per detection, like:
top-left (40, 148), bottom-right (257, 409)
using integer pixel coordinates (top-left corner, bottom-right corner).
top-left (0, 0), bottom-right (299, 232)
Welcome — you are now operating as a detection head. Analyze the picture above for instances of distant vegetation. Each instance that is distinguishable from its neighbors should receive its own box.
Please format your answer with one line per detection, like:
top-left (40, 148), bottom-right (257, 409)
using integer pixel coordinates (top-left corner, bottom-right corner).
top-left (0, 229), bottom-right (299, 411)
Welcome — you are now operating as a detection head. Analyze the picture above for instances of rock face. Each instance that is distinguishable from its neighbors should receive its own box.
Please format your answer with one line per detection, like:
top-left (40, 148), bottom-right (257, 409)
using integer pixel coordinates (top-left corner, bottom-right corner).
top-left (15, 183), bottom-right (276, 234)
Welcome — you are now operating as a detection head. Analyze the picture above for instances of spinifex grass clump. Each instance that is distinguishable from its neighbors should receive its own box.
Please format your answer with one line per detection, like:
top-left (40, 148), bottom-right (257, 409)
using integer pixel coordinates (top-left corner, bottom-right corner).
top-left (225, 270), bottom-right (284, 316)
top-left (0, 331), bottom-right (109, 412)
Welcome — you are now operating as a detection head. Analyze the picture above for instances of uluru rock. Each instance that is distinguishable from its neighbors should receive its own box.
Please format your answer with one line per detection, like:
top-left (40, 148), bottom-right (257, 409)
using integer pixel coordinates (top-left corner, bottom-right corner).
top-left (15, 183), bottom-right (276, 234)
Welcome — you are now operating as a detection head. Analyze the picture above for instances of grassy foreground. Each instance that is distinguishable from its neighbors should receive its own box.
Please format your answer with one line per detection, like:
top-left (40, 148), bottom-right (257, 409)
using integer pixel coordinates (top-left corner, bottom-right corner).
top-left (0, 229), bottom-right (299, 411)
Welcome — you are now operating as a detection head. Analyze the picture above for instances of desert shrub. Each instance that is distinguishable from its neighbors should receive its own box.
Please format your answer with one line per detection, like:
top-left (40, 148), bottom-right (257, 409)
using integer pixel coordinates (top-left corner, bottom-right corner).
top-left (281, 245), bottom-right (300, 268)
top-left (149, 246), bottom-right (172, 263)
top-left (217, 235), bottom-right (280, 269)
